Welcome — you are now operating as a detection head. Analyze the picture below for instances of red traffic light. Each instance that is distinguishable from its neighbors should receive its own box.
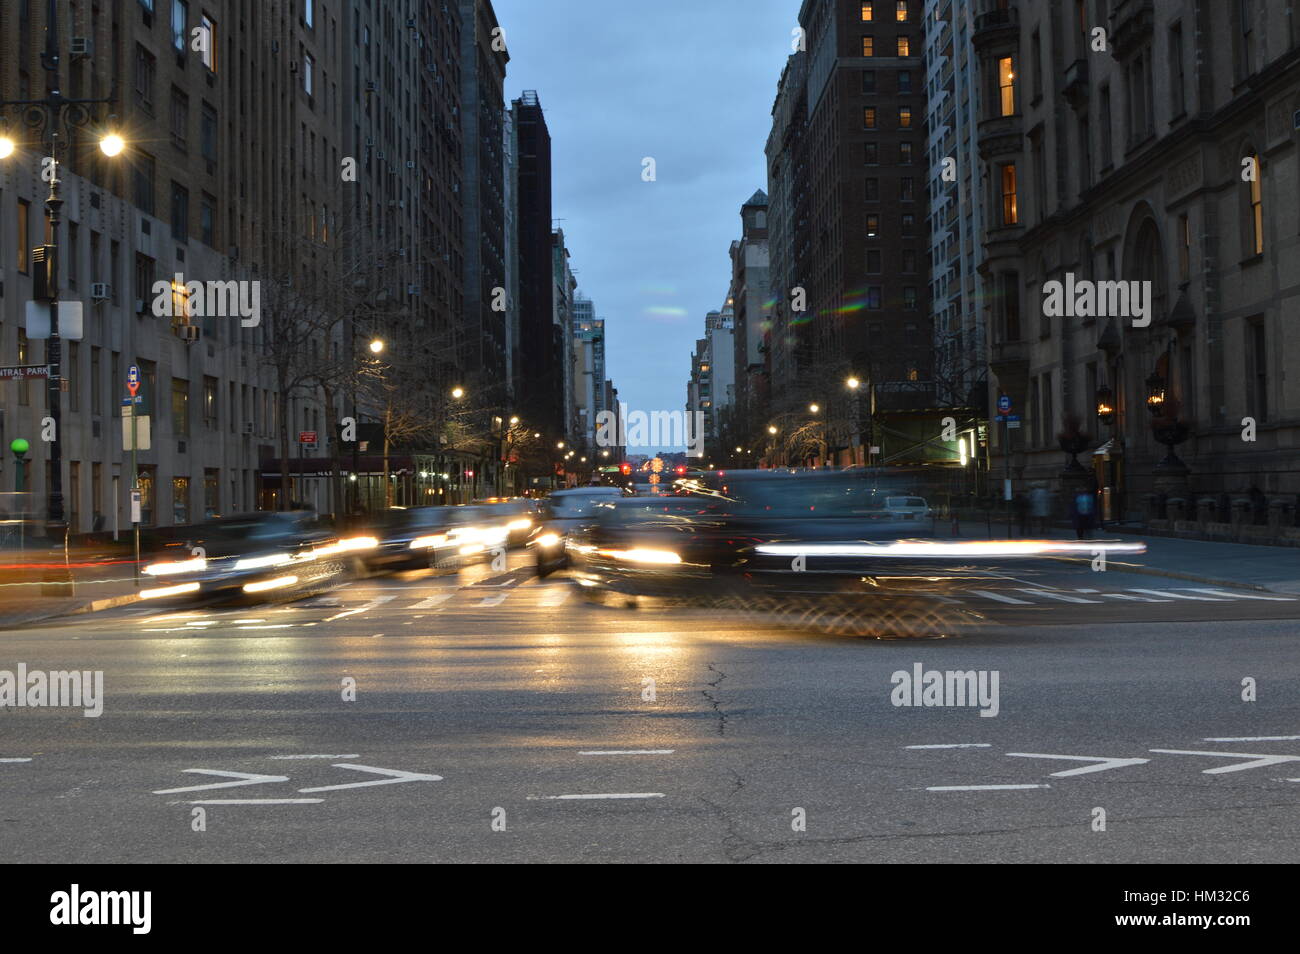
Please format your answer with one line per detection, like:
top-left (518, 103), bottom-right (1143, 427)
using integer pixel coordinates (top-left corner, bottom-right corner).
top-left (619, 463), bottom-right (632, 475)
top-left (674, 465), bottom-right (686, 475)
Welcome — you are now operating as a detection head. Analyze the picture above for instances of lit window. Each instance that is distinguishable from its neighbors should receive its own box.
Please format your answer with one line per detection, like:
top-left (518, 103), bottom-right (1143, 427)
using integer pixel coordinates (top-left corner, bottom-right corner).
top-left (866, 214), bottom-right (879, 237)
top-left (864, 107), bottom-right (877, 128)
top-left (862, 36), bottom-right (874, 56)
top-left (898, 106), bottom-right (912, 127)
top-left (1001, 163), bottom-right (1019, 226)
top-left (861, 1), bottom-right (873, 20)
top-left (897, 36), bottom-right (910, 56)
top-left (998, 57), bottom-right (1015, 116)
top-left (896, 1), bottom-right (908, 21)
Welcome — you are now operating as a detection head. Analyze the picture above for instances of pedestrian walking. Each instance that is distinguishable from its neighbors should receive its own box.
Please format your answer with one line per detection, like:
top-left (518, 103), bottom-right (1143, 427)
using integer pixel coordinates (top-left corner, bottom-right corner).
top-left (1071, 486), bottom-right (1097, 540)
top-left (1029, 486), bottom-right (1050, 535)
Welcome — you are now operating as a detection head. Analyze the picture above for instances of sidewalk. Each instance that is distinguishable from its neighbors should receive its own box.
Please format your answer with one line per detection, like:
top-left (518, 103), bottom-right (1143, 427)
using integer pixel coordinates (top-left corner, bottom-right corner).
top-left (0, 568), bottom-right (142, 630)
top-left (947, 512), bottom-right (1300, 594)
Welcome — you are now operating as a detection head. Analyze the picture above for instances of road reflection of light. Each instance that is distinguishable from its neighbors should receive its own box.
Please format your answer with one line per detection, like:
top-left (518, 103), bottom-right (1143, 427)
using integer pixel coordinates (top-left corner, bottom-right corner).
top-left (235, 624), bottom-right (295, 630)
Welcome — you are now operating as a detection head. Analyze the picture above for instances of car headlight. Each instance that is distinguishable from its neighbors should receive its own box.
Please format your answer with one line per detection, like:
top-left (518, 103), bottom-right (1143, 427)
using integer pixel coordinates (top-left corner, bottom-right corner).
top-left (599, 547), bottom-right (681, 565)
top-left (409, 534), bottom-right (449, 550)
top-left (535, 532), bottom-right (561, 548)
top-left (140, 582), bottom-right (201, 599)
top-left (242, 575), bottom-right (299, 593)
top-left (142, 557), bottom-right (207, 576)
top-left (507, 518), bottom-right (533, 531)
top-left (233, 553), bottom-right (293, 571)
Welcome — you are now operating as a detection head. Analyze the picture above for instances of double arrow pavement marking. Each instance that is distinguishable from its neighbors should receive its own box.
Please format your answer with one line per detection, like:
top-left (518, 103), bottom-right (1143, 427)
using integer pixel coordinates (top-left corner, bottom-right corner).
top-left (154, 769), bottom-right (289, 795)
top-left (297, 763), bottom-right (443, 792)
top-left (154, 764), bottom-right (443, 799)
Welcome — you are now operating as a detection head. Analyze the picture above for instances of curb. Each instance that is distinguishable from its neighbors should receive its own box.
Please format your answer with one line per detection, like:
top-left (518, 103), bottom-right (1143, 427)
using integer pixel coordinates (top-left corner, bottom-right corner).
top-left (0, 590), bottom-right (142, 630)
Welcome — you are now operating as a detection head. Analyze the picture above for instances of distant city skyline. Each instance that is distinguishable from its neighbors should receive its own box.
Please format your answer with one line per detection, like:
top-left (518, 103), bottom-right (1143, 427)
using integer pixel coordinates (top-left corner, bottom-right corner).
top-left (495, 0), bottom-right (796, 448)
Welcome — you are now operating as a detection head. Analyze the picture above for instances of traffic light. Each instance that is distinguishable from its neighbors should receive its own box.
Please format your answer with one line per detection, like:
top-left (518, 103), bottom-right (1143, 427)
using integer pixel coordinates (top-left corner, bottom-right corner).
top-left (675, 465), bottom-right (686, 475)
top-left (619, 462), bottom-right (631, 476)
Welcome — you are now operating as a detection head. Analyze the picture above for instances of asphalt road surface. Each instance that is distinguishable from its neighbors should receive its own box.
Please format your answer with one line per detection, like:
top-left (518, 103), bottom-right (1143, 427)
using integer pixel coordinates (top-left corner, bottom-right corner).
top-left (3, 553), bottom-right (1298, 863)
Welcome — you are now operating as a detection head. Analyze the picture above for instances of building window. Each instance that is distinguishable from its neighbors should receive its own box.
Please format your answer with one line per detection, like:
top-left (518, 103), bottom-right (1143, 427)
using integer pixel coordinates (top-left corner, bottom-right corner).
top-left (200, 13), bottom-right (217, 71)
top-left (864, 106), bottom-right (877, 129)
top-left (897, 36), bottom-right (910, 56)
top-left (1237, 0), bottom-right (1254, 77)
top-left (1169, 22), bottom-right (1185, 116)
top-left (172, 477), bottom-right (190, 525)
top-left (865, 177), bottom-right (880, 201)
top-left (203, 376), bottom-right (219, 429)
top-left (200, 102), bottom-right (217, 162)
top-left (172, 0), bottom-right (188, 52)
top-left (133, 152), bottom-right (156, 215)
top-left (1245, 153), bottom-right (1263, 255)
top-left (134, 254), bottom-right (154, 308)
top-left (204, 469), bottom-right (219, 519)
top-left (305, 0), bottom-right (315, 28)
top-left (134, 44), bottom-right (156, 112)
top-left (67, 222), bottom-right (79, 287)
top-left (866, 249), bottom-right (882, 272)
top-left (1178, 213), bottom-right (1191, 280)
top-left (170, 86), bottom-right (189, 148)
top-left (998, 56), bottom-right (1015, 116)
top-left (1000, 163), bottom-right (1018, 226)
top-left (866, 214), bottom-right (880, 236)
top-left (1098, 85), bottom-right (1113, 166)
top-left (1079, 115), bottom-right (1092, 191)
top-left (903, 287), bottom-right (917, 310)
top-left (898, 106), bottom-right (912, 127)
top-left (861, 1), bottom-right (873, 20)
top-left (1032, 29), bottom-right (1043, 102)
top-left (902, 249), bottom-right (916, 272)
top-left (896, 1), bottom-right (908, 20)
top-left (899, 141), bottom-right (913, 164)
top-left (1002, 272), bottom-right (1021, 341)
top-left (899, 177), bottom-right (914, 201)
top-left (200, 195), bottom-right (216, 247)
top-left (91, 347), bottom-right (102, 416)
top-left (172, 378), bottom-right (190, 437)
top-left (862, 70), bottom-right (876, 93)
top-left (864, 142), bottom-right (879, 164)
top-left (139, 468), bottom-right (156, 526)
top-left (171, 181), bottom-right (189, 243)
top-left (1246, 319), bottom-right (1267, 420)
top-left (901, 213), bottom-right (915, 234)
top-left (867, 287), bottom-right (883, 309)
top-left (303, 52), bottom-right (315, 95)
top-left (862, 36), bottom-right (874, 56)
top-left (897, 70), bottom-right (911, 93)
top-left (17, 198), bottom-right (30, 273)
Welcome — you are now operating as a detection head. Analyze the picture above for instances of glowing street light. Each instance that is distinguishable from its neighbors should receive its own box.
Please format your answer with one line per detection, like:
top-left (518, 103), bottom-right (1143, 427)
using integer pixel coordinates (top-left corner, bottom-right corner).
top-left (451, 386), bottom-right (465, 400)
top-left (809, 403), bottom-right (820, 414)
top-left (0, 136), bottom-right (14, 159)
top-left (846, 376), bottom-right (861, 390)
top-left (768, 425), bottom-right (778, 435)
top-left (368, 338), bottom-right (385, 355)
top-left (99, 133), bottom-right (125, 157)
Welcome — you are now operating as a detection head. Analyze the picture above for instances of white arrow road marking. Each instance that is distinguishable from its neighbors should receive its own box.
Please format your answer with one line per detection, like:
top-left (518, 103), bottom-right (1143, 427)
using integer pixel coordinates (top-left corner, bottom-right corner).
top-left (410, 593), bottom-right (455, 610)
top-left (1184, 588), bottom-right (1296, 601)
top-left (1149, 748), bottom-right (1300, 773)
top-left (526, 793), bottom-right (665, 800)
top-left (0, 758), bottom-right (33, 763)
top-left (920, 790), bottom-right (1050, 795)
top-left (1015, 588), bottom-right (1102, 603)
top-left (297, 763), bottom-right (443, 793)
top-left (905, 743), bottom-right (992, 749)
top-left (1006, 753), bottom-right (1150, 777)
top-left (153, 769), bottom-right (289, 795)
top-left (969, 590), bottom-right (1032, 604)
top-left (477, 593), bottom-right (508, 607)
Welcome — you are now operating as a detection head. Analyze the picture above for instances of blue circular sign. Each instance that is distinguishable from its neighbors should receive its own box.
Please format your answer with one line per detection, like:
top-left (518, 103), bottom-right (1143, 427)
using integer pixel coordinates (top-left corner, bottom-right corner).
top-left (997, 395), bottom-right (1012, 413)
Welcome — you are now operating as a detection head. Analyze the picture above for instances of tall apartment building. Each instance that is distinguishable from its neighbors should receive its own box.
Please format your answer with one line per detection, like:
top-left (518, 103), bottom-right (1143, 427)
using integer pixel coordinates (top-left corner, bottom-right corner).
top-left (727, 189), bottom-right (770, 434)
top-left (510, 90), bottom-right (559, 437)
top-left (552, 227), bottom-right (577, 441)
top-left (571, 298), bottom-right (605, 451)
top-left (794, 0), bottom-right (932, 464)
top-left (923, 0), bottom-right (987, 409)
top-left (975, 0), bottom-right (1300, 523)
top-left (459, 0), bottom-right (509, 403)
top-left (0, 0), bottom-right (488, 530)
top-left (686, 306), bottom-right (735, 460)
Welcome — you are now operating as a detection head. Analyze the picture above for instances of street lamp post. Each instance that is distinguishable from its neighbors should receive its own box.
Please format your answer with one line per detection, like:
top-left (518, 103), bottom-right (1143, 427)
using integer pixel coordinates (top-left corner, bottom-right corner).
top-left (1, 0), bottom-right (119, 543)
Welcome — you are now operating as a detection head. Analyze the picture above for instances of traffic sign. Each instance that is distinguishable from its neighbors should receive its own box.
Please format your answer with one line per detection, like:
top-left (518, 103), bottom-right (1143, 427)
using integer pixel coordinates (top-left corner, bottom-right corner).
top-left (121, 396), bottom-right (144, 405)
top-left (997, 395), bottom-right (1012, 414)
top-left (298, 431), bottom-right (318, 444)
top-left (994, 414), bottom-right (1021, 424)
top-left (0, 365), bottom-right (50, 379)
top-left (127, 364), bottom-right (140, 396)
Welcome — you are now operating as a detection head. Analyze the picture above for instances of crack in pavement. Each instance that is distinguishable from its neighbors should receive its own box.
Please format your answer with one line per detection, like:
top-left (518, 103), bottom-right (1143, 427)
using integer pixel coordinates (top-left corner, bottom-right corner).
top-left (701, 663), bottom-right (729, 737)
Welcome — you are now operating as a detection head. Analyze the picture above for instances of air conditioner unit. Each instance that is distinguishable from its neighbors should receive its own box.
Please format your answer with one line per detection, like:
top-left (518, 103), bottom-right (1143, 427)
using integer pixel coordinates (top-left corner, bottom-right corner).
top-left (176, 325), bottom-right (201, 343)
top-left (376, 150), bottom-right (386, 161)
top-left (406, 160), bottom-right (415, 169)
top-left (91, 282), bottom-right (110, 301)
top-left (242, 422), bottom-right (254, 435)
top-left (70, 36), bottom-right (93, 56)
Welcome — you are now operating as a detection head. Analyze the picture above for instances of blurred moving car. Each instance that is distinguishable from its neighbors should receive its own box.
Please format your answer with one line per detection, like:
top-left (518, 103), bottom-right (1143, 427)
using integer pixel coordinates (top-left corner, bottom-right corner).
top-left (534, 486), bottom-right (630, 576)
top-left (361, 506), bottom-right (468, 575)
top-left (473, 498), bottom-right (542, 547)
top-left (138, 511), bottom-right (369, 602)
top-left (878, 495), bottom-right (936, 535)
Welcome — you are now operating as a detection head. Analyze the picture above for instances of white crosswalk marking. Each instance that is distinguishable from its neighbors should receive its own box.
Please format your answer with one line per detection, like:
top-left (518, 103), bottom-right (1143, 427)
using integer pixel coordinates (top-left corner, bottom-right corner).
top-left (409, 593), bottom-right (455, 610)
top-left (1183, 588), bottom-right (1295, 602)
top-left (539, 586), bottom-right (572, 607)
top-left (1086, 591), bottom-right (1168, 602)
top-left (1128, 588), bottom-right (1227, 601)
top-left (969, 589), bottom-right (1032, 604)
top-left (1015, 588), bottom-right (1102, 603)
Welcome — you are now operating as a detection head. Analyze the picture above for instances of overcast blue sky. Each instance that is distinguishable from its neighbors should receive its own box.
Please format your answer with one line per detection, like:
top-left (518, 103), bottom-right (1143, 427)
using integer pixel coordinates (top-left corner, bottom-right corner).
top-left (494, 0), bottom-right (797, 446)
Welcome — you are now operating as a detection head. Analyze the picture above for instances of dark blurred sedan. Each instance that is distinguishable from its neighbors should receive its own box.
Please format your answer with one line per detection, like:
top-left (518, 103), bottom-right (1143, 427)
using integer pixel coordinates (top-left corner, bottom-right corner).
top-left (534, 486), bottom-right (630, 576)
top-left (138, 511), bottom-right (368, 603)
top-left (360, 506), bottom-right (466, 575)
